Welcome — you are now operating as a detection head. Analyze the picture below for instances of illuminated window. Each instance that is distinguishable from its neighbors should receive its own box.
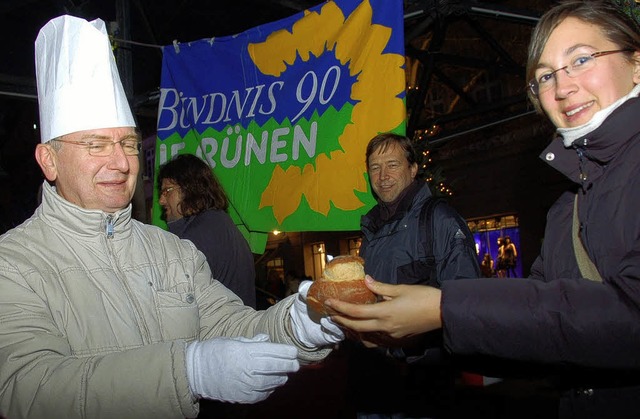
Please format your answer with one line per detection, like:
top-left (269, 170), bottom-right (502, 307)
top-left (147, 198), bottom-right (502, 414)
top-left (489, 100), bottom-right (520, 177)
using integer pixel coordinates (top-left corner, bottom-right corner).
top-left (348, 238), bottom-right (362, 256)
top-left (267, 257), bottom-right (283, 270)
top-left (467, 214), bottom-right (522, 278)
top-left (311, 243), bottom-right (326, 280)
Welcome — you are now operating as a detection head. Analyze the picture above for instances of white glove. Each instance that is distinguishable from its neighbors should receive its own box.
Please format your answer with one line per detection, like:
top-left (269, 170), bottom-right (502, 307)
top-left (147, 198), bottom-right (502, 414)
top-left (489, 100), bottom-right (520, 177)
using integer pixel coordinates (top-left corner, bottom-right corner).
top-left (289, 280), bottom-right (345, 348)
top-left (186, 333), bottom-right (299, 403)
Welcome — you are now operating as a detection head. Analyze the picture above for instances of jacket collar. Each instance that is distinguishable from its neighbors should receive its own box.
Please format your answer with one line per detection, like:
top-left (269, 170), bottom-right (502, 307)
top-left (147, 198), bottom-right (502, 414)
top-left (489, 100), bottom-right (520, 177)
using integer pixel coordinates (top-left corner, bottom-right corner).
top-left (38, 181), bottom-right (133, 240)
top-left (540, 97), bottom-right (640, 186)
top-left (378, 179), bottom-right (423, 221)
top-left (363, 181), bottom-right (432, 231)
top-left (167, 213), bottom-right (196, 236)
top-left (556, 83), bottom-right (640, 147)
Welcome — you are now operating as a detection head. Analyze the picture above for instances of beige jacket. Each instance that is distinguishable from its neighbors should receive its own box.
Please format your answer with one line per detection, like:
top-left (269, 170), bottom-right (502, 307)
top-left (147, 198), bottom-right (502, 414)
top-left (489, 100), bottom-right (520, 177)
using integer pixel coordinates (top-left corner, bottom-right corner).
top-left (0, 182), bottom-right (329, 419)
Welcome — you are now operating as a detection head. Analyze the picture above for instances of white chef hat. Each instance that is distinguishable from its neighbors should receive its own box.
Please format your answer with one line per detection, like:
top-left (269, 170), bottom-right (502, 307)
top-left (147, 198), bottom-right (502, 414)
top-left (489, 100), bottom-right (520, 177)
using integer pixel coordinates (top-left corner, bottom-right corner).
top-left (35, 15), bottom-right (136, 143)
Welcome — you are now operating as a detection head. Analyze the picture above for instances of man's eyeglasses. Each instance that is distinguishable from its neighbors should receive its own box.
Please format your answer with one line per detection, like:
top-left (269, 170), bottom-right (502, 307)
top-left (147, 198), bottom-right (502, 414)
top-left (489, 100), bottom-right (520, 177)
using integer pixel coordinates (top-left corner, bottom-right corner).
top-left (528, 49), bottom-right (633, 96)
top-left (52, 138), bottom-right (142, 157)
top-left (160, 186), bottom-right (178, 197)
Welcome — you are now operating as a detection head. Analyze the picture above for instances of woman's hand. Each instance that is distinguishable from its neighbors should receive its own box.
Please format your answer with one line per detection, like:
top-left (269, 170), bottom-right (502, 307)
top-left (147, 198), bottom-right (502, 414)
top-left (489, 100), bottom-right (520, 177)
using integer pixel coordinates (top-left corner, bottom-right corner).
top-left (324, 275), bottom-right (443, 339)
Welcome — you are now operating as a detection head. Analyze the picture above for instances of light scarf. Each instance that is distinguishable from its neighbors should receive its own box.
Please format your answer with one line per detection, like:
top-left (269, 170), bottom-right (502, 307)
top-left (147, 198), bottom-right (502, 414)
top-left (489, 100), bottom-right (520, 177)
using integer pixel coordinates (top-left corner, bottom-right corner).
top-left (557, 83), bottom-right (640, 147)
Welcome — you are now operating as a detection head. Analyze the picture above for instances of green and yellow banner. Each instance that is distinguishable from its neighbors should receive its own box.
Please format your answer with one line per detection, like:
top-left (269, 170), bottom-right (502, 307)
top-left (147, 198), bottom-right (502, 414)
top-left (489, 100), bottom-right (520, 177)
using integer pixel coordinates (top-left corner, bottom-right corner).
top-left (154, 0), bottom-right (406, 253)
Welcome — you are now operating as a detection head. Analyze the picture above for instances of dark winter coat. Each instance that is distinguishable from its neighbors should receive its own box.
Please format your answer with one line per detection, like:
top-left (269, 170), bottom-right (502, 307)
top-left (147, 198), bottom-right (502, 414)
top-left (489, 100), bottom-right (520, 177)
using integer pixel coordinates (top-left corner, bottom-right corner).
top-left (168, 208), bottom-right (257, 308)
top-left (361, 182), bottom-right (480, 287)
top-left (347, 181), bottom-right (480, 418)
top-left (441, 98), bottom-right (640, 418)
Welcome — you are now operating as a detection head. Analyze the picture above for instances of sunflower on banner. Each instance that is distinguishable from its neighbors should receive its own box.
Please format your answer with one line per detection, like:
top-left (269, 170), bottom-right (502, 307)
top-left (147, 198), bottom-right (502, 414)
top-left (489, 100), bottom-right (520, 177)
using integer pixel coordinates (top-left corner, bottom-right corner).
top-left (155, 0), bottom-right (406, 253)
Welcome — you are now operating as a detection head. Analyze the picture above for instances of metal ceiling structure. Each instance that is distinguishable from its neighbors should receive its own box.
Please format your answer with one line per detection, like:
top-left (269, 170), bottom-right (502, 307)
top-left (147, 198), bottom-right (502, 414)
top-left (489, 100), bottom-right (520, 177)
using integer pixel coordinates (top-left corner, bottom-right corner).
top-left (402, 0), bottom-right (550, 149)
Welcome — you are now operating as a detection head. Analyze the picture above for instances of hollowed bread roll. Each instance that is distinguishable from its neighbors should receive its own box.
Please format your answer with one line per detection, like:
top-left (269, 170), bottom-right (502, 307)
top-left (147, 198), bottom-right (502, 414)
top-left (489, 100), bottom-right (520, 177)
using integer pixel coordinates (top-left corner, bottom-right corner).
top-left (307, 255), bottom-right (377, 315)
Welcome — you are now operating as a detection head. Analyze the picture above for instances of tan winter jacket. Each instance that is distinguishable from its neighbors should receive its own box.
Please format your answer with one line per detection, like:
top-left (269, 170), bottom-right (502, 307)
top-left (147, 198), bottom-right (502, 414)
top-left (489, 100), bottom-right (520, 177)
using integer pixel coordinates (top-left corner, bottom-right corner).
top-left (0, 182), bottom-right (329, 419)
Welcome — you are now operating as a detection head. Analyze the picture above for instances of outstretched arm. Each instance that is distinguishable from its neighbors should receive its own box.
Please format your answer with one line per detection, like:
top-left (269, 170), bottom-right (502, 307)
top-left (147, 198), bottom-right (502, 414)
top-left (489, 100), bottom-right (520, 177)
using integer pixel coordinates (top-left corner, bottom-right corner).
top-left (325, 276), bottom-right (443, 339)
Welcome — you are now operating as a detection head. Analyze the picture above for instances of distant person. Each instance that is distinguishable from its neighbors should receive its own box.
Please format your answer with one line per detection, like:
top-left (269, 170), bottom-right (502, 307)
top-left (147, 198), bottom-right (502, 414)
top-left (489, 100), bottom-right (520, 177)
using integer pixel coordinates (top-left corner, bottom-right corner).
top-left (265, 269), bottom-right (285, 303)
top-left (496, 237), bottom-right (507, 277)
top-left (480, 252), bottom-right (495, 278)
top-left (502, 235), bottom-right (518, 278)
top-left (284, 270), bottom-right (302, 297)
top-left (0, 15), bottom-right (343, 418)
top-left (158, 153), bottom-right (256, 308)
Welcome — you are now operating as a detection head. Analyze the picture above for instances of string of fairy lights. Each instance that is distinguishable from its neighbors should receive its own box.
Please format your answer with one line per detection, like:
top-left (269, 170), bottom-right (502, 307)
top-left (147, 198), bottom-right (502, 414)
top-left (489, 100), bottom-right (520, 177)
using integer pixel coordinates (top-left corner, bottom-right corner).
top-left (414, 128), bottom-right (454, 197)
top-left (407, 82), bottom-right (454, 197)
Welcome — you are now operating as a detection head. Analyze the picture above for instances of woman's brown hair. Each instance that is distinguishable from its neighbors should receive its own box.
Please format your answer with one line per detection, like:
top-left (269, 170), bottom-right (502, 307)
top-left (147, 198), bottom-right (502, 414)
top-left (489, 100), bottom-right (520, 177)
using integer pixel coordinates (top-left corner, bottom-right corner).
top-left (158, 154), bottom-right (229, 217)
top-left (526, 0), bottom-right (640, 112)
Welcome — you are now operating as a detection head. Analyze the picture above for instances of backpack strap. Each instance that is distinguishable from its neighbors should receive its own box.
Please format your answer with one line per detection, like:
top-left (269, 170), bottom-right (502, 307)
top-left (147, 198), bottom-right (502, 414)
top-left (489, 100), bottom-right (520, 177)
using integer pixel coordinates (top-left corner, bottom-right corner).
top-left (572, 194), bottom-right (602, 282)
top-left (419, 196), bottom-right (445, 283)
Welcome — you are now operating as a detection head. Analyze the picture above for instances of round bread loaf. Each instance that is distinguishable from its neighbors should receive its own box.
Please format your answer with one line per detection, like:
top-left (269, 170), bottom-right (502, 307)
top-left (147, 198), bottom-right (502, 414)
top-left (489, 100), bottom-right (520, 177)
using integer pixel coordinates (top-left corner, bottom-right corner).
top-left (307, 255), bottom-right (377, 315)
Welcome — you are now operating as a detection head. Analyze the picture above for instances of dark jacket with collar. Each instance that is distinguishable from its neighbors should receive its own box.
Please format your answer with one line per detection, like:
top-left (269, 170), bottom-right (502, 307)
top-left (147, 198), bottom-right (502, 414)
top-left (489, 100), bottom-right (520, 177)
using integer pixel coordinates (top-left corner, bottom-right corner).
top-left (360, 181), bottom-right (480, 287)
top-left (347, 181), bottom-right (479, 418)
top-left (168, 208), bottom-right (257, 308)
top-left (441, 98), bottom-right (640, 418)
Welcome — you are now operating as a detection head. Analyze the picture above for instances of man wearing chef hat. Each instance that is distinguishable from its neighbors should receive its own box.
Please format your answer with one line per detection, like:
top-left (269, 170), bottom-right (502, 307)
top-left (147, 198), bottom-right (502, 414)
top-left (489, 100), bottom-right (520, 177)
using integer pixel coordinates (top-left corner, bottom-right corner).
top-left (0, 15), bottom-right (343, 419)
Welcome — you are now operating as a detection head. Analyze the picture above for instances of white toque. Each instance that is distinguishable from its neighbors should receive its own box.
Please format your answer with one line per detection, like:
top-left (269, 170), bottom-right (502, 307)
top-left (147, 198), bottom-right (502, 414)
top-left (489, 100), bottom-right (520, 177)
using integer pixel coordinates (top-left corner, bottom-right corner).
top-left (35, 15), bottom-right (136, 143)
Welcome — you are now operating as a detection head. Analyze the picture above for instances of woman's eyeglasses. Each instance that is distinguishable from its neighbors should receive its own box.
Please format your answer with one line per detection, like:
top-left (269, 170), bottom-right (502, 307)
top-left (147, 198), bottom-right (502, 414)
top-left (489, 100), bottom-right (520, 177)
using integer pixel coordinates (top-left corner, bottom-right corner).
top-left (528, 49), bottom-right (633, 96)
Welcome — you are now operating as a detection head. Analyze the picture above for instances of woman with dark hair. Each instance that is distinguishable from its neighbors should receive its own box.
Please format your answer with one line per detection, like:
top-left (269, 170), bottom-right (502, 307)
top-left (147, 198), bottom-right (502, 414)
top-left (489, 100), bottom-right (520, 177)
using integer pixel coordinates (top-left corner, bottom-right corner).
top-left (158, 153), bottom-right (256, 308)
top-left (327, 1), bottom-right (640, 417)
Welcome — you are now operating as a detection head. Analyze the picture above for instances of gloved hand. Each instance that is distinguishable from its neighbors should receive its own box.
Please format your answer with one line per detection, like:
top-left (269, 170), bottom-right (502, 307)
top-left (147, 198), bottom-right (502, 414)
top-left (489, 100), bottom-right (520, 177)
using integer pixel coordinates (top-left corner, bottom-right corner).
top-left (186, 333), bottom-right (299, 403)
top-left (289, 280), bottom-right (345, 348)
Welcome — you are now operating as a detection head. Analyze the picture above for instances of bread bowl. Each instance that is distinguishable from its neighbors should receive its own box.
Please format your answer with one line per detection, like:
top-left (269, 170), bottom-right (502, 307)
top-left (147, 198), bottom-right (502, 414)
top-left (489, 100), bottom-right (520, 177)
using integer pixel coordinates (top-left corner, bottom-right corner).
top-left (307, 255), bottom-right (377, 315)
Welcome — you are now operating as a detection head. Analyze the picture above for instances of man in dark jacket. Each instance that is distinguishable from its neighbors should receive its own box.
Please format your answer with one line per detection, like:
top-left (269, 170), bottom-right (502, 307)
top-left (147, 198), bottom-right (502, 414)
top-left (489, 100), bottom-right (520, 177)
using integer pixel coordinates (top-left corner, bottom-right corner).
top-left (347, 132), bottom-right (480, 419)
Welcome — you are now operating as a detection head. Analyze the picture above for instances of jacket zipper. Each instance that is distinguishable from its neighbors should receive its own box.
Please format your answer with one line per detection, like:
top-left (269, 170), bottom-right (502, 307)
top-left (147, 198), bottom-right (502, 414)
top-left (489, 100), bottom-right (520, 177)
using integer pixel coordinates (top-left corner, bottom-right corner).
top-left (574, 144), bottom-right (591, 255)
top-left (105, 215), bottom-right (115, 239)
top-left (103, 213), bottom-right (152, 343)
top-left (574, 145), bottom-right (588, 190)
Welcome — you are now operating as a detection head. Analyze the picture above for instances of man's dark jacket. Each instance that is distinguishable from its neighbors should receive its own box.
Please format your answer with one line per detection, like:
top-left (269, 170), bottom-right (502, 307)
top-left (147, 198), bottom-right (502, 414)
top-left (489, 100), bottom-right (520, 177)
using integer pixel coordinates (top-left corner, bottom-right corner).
top-left (347, 180), bottom-right (480, 418)
top-left (168, 208), bottom-right (256, 308)
top-left (361, 180), bottom-right (480, 288)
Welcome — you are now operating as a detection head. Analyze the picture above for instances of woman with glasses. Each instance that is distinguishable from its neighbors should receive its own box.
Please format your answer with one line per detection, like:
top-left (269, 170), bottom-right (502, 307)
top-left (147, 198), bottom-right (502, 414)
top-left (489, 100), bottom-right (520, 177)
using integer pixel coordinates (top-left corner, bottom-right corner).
top-left (158, 154), bottom-right (257, 309)
top-left (326, 1), bottom-right (640, 417)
